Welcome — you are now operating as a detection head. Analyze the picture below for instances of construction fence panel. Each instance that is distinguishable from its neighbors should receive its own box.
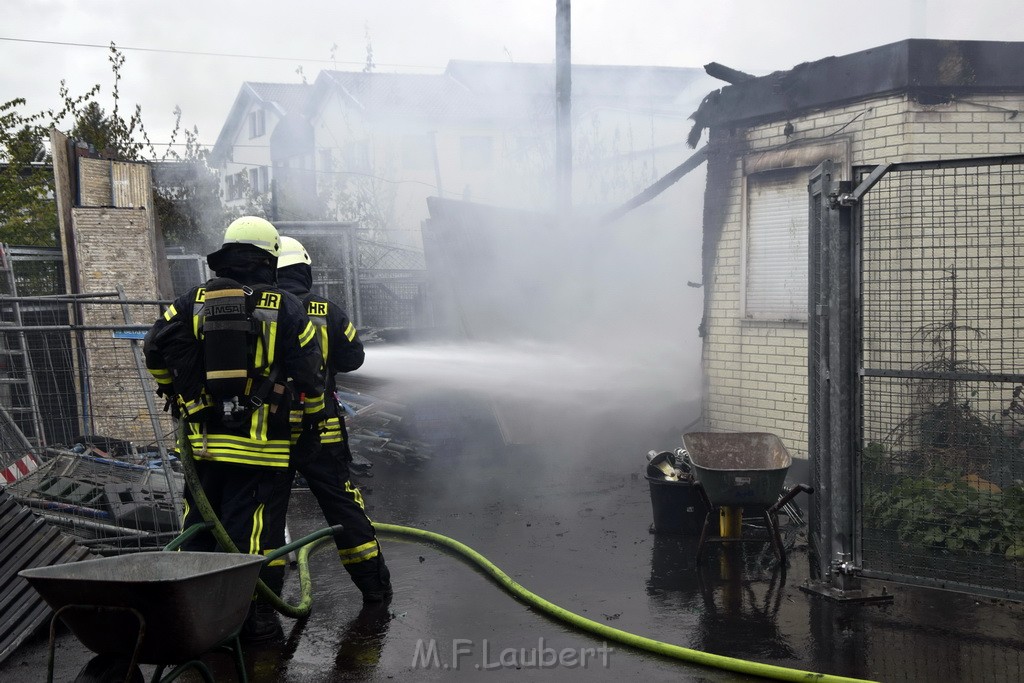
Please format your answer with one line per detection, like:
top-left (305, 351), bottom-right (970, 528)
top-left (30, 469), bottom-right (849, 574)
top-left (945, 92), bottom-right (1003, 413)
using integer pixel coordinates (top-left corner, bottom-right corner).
top-left (0, 289), bottom-right (181, 553)
top-left (274, 223), bottom-right (431, 331)
top-left (855, 155), bottom-right (1024, 600)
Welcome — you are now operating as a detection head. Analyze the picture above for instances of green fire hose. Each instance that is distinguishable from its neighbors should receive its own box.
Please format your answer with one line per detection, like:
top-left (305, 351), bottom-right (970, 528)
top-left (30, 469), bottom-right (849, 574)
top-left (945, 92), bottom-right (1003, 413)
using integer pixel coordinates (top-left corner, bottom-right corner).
top-left (177, 430), bottom-right (876, 682)
top-left (373, 523), bottom-right (877, 683)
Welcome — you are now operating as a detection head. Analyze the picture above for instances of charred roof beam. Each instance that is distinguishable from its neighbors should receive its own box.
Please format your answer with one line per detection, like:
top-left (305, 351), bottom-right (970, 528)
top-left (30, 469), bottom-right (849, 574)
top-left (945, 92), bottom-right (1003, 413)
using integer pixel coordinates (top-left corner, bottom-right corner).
top-left (703, 62), bottom-right (755, 85)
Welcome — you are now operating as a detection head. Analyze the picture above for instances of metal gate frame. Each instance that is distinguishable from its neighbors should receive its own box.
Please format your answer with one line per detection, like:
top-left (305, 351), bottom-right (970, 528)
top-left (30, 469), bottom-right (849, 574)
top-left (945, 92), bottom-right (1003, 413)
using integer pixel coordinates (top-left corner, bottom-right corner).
top-left (806, 160), bottom-right (866, 599)
top-left (808, 153), bottom-right (1024, 602)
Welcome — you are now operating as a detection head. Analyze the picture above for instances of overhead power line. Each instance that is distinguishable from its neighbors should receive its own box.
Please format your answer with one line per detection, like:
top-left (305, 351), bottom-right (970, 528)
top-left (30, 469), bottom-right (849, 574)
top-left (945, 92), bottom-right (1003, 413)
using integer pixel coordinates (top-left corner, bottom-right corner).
top-left (0, 36), bottom-right (444, 71)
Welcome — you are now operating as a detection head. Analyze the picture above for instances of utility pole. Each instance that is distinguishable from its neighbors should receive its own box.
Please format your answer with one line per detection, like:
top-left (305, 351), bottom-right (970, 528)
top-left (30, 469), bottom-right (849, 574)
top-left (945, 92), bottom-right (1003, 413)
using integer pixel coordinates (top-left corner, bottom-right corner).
top-left (555, 0), bottom-right (572, 223)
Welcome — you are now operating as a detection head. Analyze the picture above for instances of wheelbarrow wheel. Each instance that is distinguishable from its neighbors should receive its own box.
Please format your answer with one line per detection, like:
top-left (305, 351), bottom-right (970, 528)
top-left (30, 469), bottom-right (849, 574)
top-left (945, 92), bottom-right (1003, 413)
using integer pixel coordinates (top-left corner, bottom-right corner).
top-left (74, 654), bottom-right (144, 683)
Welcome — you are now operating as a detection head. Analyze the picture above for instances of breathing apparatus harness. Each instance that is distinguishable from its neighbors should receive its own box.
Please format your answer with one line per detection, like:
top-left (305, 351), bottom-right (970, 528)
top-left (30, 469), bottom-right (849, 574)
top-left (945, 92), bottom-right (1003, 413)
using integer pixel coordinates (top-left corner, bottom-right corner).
top-left (200, 276), bottom-right (289, 429)
top-left (150, 277), bottom-right (290, 432)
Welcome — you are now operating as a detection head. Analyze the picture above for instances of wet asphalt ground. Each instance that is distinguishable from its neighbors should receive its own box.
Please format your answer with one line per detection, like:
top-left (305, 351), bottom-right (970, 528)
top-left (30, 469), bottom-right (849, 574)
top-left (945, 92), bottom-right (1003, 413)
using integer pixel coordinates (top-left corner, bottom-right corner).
top-left (5, 392), bottom-right (1024, 682)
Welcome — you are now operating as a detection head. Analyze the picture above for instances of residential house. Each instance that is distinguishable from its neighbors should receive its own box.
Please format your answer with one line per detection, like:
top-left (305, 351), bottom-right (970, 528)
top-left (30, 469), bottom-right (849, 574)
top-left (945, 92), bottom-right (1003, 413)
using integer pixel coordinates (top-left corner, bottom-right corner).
top-left (209, 82), bottom-right (312, 209)
top-left (209, 61), bottom-right (714, 250)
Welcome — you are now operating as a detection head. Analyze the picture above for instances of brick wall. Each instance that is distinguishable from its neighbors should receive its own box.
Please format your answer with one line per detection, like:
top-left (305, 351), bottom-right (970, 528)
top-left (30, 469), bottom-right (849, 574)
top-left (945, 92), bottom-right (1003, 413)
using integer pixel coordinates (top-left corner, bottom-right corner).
top-left (702, 93), bottom-right (1024, 459)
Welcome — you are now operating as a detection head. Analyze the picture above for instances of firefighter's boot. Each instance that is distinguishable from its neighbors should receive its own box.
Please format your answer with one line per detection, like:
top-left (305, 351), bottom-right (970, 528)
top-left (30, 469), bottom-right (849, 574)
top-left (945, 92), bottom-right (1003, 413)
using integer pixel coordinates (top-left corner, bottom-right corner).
top-left (240, 601), bottom-right (284, 644)
top-left (347, 551), bottom-right (392, 603)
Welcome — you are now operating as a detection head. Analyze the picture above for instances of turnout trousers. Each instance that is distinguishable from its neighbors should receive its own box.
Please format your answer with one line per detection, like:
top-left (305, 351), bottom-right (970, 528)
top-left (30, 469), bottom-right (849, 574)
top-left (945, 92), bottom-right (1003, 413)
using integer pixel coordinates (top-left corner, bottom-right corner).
top-left (291, 441), bottom-right (390, 598)
top-left (180, 459), bottom-right (291, 597)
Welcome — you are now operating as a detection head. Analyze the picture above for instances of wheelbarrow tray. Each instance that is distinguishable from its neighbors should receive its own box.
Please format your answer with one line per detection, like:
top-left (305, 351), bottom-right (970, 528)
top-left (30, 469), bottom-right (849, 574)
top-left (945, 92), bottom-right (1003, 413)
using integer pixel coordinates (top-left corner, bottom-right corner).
top-left (19, 551), bottom-right (264, 665)
top-left (682, 432), bottom-right (792, 508)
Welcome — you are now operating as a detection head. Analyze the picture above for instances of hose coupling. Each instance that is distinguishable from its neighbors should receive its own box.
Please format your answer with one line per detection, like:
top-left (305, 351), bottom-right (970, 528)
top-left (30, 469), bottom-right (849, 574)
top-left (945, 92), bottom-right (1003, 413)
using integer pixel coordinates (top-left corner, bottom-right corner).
top-left (832, 552), bottom-right (860, 575)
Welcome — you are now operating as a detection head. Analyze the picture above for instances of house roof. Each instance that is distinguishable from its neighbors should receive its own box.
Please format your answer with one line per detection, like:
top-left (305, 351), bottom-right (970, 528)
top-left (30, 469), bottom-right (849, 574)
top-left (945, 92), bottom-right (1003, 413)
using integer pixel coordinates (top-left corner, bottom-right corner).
top-left (447, 61), bottom-right (709, 122)
top-left (310, 71), bottom-right (490, 122)
top-left (688, 39), bottom-right (1024, 146)
top-left (447, 60), bottom-right (706, 104)
top-left (210, 60), bottom-right (713, 160)
top-left (247, 82), bottom-right (312, 116)
top-left (209, 82), bottom-right (311, 164)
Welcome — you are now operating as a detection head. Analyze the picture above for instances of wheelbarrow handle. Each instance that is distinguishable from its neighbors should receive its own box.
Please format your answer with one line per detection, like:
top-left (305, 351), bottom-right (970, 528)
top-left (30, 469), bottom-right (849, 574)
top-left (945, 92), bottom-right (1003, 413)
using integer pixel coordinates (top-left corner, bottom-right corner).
top-left (163, 522), bottom-right (216, 551)
top-left (265, 524), bottom-right (345, 563)
top-left (771, 483), bottom-right (814, 513)
top-left (163, 523), bottom-right (344, 561)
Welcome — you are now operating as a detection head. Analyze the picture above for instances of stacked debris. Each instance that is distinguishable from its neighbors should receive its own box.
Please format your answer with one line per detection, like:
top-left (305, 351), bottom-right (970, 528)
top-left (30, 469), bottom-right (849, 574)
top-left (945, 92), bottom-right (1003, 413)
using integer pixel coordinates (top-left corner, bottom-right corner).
top-left (335, 386), bottom-right (432, 475)
top-left (3, 436), bottom-right (183, 552)
top-left (1, 382), bottom-right (431, 540)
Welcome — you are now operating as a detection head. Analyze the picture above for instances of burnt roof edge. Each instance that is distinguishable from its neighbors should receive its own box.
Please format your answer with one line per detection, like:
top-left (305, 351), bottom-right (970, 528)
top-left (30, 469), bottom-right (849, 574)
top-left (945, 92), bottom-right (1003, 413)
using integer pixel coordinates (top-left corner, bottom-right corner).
top-left (688, 39), bottom-right (1024, 146)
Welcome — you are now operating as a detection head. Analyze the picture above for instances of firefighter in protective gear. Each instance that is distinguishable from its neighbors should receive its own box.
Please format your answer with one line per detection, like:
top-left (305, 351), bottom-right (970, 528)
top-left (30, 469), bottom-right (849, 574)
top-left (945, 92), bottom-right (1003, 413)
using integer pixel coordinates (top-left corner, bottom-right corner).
top-left (277, 235), bottom-right (393, 603)
top-left (144, 216), bottom-right (325, 643)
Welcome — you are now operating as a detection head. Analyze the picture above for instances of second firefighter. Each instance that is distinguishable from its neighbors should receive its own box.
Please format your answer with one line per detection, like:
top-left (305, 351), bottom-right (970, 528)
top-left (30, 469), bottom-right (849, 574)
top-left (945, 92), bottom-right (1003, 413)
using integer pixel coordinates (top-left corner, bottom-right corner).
top-left (277, 235), bottom-right (393, 602)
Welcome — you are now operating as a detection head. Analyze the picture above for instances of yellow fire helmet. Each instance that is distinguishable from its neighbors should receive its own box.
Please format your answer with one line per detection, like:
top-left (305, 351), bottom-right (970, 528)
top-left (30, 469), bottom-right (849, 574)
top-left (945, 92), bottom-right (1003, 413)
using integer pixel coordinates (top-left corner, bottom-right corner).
top-left (222, 216), bottom-right (281, 257)
top-left (278, 235), bottom-right (312, 268)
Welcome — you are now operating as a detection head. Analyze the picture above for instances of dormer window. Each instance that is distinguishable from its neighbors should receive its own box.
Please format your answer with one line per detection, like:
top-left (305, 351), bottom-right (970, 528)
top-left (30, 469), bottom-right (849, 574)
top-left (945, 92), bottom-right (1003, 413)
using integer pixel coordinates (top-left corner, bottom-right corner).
top-left (248, 109), bottom-right (266, 139)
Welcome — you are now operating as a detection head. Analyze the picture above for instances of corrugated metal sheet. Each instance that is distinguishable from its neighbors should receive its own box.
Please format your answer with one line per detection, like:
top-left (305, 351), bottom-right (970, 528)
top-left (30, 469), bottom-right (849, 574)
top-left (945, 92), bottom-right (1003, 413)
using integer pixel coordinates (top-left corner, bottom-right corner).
top-left (77, 159), bottom-right (150, 209)
top-left (111, 162), bottom-right (150, 209)
top-left (0, 490), bottom-right (92, 665)
top-left (77, 158), bottom-right (111, 207)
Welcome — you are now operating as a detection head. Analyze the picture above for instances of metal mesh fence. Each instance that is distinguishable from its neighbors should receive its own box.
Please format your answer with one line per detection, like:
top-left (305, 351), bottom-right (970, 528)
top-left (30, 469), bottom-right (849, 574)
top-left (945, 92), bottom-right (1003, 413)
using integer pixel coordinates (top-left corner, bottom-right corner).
top-left (357, 276), bottom-right (429, 329)
top-left (0, 282), bottom-right (180, 552)
top-left (6, 253), bottom-right (67, 298)
top-left (357, 239), bottom-right (426, 272)
top-left (312, 236), bottom-right (429, 330)
top-left (858, 158), bottom-right (1024, 599)
top-left (167, 253), bottom-right (209, 298)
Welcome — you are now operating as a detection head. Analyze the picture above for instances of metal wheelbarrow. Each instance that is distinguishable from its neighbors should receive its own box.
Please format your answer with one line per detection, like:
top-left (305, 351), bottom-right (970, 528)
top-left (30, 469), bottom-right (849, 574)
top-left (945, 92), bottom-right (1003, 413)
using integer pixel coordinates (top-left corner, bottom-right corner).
top-left (19, 525), bottom-right (340, 683)
top-left (681, 432), bottom-right (813, 564)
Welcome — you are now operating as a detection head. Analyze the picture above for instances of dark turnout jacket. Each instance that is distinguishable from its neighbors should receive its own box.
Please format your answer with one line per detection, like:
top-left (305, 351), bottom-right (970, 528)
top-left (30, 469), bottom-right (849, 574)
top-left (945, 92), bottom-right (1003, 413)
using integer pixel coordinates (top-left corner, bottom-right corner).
top-left (278, 264), bottom-right (364, 447)
top-left (145, 261), bottom-right (325, 468)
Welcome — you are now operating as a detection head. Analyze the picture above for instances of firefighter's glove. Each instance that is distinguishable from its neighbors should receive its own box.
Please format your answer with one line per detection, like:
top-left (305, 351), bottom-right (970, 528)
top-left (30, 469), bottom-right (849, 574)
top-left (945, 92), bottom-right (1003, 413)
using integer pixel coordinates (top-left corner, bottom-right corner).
top-left (177, 398), bottom-right (213, 425)
top-left (164, 397), bottom-right (182, 419)
top-left (302, 413), bottom-right (328, 432)
top-left (185, 407), bottom-right (214, 425)
top-left (294, 426), bottom-right (322, 458)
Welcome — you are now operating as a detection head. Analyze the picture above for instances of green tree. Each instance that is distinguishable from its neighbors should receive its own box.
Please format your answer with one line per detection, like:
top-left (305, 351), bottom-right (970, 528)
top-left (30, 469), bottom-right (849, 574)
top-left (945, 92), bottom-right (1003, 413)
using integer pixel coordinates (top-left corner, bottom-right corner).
top-left (71, 102), bottom-right (115, 154)
top-left (0, 44), bottom-right (150, 247)
top-left (0, 101), bottom-right (58, 245)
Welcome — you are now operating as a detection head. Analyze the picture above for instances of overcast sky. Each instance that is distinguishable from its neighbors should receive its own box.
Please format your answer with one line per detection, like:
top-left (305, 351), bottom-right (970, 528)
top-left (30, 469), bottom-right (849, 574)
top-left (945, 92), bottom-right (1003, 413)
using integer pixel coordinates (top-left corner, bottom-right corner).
top-left (3, 0), bottom-right (1022, 154)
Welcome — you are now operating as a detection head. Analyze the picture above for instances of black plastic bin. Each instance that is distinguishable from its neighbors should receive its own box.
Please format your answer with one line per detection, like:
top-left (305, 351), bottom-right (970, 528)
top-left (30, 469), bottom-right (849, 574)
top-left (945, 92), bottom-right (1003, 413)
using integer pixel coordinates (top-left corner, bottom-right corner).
top-left (645, 473), bottom-right (709, 535)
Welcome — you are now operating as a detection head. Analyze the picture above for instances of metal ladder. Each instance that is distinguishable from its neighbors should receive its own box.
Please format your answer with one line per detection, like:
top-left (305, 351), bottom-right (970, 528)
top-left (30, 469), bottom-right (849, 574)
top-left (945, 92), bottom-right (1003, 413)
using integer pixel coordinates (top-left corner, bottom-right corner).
top-left (0, 243), bottom-right (47, 449)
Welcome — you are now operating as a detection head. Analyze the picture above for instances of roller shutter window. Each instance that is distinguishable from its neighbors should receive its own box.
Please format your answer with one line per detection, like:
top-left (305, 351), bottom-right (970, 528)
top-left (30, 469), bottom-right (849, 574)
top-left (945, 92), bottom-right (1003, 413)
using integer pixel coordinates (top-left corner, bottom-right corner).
top-left (745, 169), bottom-right (809, 320)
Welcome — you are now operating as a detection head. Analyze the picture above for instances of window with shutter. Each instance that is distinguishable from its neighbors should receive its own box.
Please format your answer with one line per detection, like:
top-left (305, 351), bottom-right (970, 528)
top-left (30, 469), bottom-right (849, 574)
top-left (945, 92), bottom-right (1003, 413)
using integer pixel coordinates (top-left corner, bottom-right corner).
top-left (744, 168), bottom-right (809, 320)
